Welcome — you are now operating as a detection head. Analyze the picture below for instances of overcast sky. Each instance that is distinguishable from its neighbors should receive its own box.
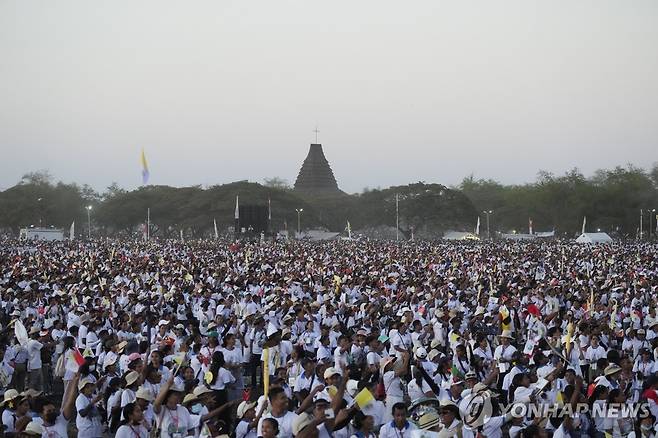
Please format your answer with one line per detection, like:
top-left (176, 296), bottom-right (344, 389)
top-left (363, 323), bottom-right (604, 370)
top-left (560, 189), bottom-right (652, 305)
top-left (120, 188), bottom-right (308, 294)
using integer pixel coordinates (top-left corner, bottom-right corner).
top-left (1, 1), bottom-right (657, 194)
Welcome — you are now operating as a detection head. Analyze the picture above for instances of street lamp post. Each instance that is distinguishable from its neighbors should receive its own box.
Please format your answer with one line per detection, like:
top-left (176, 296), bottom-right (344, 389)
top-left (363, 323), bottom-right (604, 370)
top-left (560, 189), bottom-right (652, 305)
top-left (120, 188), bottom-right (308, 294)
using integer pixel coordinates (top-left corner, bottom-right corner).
top-left (483, 210), bottom-right (493, 240)
top-left (295, 208), bottom-right (303, 237)
top-left (651, 209), bottom-right (656, 240)
top-left (640, 209), bottom-right (644, 240)
top-left (37, 197), bottom-right (43, 227)
top-left (86, 205), bottom-right (93, 239)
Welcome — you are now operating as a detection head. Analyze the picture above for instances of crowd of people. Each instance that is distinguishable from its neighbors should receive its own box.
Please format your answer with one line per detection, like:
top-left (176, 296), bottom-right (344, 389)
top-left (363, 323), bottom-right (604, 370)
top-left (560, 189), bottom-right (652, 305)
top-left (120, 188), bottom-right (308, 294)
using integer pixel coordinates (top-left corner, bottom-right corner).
top-left (0, 237), bottom-right (657, 438)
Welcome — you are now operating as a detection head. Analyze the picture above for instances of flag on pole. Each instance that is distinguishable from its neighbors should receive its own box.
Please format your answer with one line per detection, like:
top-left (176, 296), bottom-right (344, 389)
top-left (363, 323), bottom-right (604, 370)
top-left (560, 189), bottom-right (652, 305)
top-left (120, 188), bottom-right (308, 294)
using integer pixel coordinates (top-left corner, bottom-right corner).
top-left (263, 348), bottom-right (270, 398)
top-left (475, 217), bottom-right (480, 235)
top-left (180, 229), bottom-right (184, 242)
top-left (69, 221), bottom-right (75, 240)
top-left (268, 197), bottom-right (272, 221)
top-left (234, 195), bottom-right (240, 220)
top-left (140, 148), bottom-right (150, 185)
top-left (213, 218), bottom-right (219, 239)
top-left (581, 216), bottom-right (587, 234)
top-left (529, 218), bottom-right (533, 235)
top-left (346, 220), bottom-right (352, 239)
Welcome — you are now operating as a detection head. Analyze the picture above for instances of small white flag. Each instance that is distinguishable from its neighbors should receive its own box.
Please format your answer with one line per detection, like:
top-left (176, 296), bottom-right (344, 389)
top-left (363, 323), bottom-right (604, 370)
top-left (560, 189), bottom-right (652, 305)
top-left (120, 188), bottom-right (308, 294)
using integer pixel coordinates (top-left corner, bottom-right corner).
top-left (69, 221), bottom-right (75, 240)
top-left (475, 217), bottom-right (480, 235)
top-left (213, 218), bottom-right (219, 239)
top-left (582, 216), bottom-right (587, 234)
top-left (234, 195), bottom-right (240, 220)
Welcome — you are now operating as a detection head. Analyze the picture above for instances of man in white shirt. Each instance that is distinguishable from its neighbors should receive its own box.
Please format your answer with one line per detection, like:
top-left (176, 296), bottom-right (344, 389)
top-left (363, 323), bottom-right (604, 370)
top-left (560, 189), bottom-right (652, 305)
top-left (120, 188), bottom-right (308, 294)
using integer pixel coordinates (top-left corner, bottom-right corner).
top-left (27, 328), bottom-right (44, 391)
top-left (379, 403), bottom-right (417, 438)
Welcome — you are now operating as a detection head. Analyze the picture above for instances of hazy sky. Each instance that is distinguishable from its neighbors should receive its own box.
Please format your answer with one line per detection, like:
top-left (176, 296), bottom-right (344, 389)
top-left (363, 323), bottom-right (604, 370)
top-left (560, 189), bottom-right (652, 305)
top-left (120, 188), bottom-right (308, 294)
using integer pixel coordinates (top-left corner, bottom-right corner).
top-left (1, 1), bottom-right (657, 194)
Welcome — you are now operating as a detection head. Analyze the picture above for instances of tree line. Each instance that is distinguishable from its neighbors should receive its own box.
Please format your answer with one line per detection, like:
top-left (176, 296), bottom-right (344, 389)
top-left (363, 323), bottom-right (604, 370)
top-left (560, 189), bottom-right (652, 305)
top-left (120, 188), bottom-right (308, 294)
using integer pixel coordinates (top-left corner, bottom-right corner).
top-left (1, 164), bottom-right (657, 239)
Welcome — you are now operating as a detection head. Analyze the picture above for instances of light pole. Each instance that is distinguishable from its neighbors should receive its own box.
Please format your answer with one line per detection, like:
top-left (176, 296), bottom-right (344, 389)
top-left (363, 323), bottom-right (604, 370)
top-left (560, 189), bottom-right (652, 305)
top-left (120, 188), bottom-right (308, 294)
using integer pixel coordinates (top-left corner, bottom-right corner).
top-left (640, 209), bottom-right (644, 240)
top-left (86, 205), bottom-right (93, 239)
top-left (651, 209), bottom-right (656, 240)
top-left (295, 208), bottom-right (303, 237)
top-left (37, 197), bottom-right (43, 227)
top-left (483, 210), bottom-right (493, 240)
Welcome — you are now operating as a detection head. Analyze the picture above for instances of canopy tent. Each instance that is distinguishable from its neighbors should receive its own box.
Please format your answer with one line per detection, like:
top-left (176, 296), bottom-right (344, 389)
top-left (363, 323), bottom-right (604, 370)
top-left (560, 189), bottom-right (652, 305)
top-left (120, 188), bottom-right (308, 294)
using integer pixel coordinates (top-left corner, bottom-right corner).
top-left (443, 231), bottom-right (480, 241)
top-left (575, 232), bottom-right (612, 244)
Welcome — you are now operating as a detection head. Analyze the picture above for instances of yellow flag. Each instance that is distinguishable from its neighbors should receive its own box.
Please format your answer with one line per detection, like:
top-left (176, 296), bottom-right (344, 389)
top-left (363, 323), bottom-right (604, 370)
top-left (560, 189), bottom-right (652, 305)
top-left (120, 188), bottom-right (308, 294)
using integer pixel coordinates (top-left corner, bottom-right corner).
top-left (354, 388), bottom-right (375, 409)
top-left (204, 371), bottom-right (213, 385)
top-left (556, 391), bottom-right (564, 407)
top-left (564, 322), bottom-right (574, 356)
top-left (263, 348), bottom-right (270, 398)
top-left (184, 273), bottom-right (193, 282)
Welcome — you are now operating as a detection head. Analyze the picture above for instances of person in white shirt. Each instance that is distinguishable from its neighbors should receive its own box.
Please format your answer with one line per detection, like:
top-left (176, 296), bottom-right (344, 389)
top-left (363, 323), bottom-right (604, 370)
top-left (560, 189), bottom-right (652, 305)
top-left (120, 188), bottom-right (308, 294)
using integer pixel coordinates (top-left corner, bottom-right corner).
top-left (26, 329), bottom-right (44, 391)
top-left (33, 373), bottom-right (80, 438)
top-left (379, 403), bottom-right (417, 438)
top-left (382, 353), bottom-right (410, 423)
top-left (257, 387), bottom-right (299, 438)
top-left (115, 403), bottom-right (149, 438)
top-left (76, 378), bottom-right (104, 438)
top-left (153, 377), bottom-right (194, 438)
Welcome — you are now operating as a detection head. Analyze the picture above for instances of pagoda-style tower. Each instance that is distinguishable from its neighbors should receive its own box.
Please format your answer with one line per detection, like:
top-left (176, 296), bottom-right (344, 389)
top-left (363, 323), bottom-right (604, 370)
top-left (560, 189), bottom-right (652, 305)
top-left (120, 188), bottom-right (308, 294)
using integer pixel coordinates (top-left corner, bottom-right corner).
top-left (294, 144), bottom-right (340, 193)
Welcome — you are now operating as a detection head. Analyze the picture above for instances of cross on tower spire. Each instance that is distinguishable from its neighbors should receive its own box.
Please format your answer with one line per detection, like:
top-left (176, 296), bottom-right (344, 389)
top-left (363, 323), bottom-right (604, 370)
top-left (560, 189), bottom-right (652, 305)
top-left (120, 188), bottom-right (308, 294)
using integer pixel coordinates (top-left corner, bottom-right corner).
top-left (313, 126), bottom-right (320, 144)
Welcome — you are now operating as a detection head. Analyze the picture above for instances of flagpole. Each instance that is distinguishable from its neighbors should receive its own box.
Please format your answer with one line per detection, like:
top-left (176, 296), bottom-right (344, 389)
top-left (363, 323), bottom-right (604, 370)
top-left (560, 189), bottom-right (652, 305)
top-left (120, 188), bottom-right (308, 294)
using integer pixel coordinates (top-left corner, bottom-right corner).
top-left (147, 208), bottom-right (150, 241)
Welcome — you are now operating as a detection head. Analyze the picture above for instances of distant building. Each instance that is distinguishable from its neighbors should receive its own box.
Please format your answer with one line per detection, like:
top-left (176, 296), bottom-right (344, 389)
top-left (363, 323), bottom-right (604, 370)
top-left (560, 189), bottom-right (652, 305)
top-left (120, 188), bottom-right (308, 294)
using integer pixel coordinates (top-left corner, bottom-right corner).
top-left (294, 144), bottom-right (341, 193)
top-left (19, 227), bottom-right (65, 241)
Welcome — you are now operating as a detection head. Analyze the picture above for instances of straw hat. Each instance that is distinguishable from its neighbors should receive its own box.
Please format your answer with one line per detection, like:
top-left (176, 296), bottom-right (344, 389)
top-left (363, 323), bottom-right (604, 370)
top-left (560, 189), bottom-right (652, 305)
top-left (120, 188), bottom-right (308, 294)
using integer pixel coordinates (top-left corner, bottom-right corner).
top-left (498, 330), bottom-right (514, 339)
top-left (292, 413), bottom-right (314, 436)
top-left (417, 411), bottom-right (441, 430)
top-left (78, 378), bottom-right (95, 391)
top-left (125, 371), bottom-right (140, 387)
top-left (237, 401), bottom-right (257, 418)
top-left (604, 364), bottom-right (622, 377)
top-left (23, 421), bottom-right (44, 436)
top-left (135, 387), bottom-right (154, 402)
top-left (0, 389), bottom-right (20, 407)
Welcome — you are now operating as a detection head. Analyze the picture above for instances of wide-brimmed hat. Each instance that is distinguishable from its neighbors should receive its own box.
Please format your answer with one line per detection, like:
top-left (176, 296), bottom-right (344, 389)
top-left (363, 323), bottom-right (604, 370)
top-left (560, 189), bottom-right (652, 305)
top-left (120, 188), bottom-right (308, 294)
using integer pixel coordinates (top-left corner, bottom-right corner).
top-left (135, 387), bottom-right (154, 402)
top-left (125, 371), bottom-right (140, 386)
top-left (0, 389), bottom-right (20, 407)
top-left (23, 421), bottom-right (44, 436)
top-left (193, 386), bottom-right (214, 398)
top-left (237, 401), bottom-right (257, 418)
top-left (182, 393), bottom-right (198, 405)
top-left (498, 330), bottom-right (514, 339)
top-left (418, 411), bottom-right (441, 430)
top-left (604, 364), bottom-right (622, 377)
top-left (292, 412), bottom-right (314, 436)
top-left (78, 378), bottom-right (95, 391)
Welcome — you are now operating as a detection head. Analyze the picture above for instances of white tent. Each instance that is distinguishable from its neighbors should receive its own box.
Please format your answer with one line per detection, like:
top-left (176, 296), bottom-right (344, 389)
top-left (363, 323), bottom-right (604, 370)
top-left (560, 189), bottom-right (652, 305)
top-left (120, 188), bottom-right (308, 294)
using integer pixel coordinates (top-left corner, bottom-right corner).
top-left (575, 232), bottom-right (612, 244)
top-left (443, 231), bottom-right (480, 241)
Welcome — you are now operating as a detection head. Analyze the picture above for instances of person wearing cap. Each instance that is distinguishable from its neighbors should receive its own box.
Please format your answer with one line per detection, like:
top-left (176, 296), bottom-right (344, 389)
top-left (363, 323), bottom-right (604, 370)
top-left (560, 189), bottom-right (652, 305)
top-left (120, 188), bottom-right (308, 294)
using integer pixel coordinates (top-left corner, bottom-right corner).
top-left (381, 352), bottom-right (410, 422)
top-left (236, 400), bottom-right (265, 438)
top-left (32, 372), bottom-right (79, 437)
top-left (595, 364), bottom-right (622, 390)
top-left (435, 400), bottom-right (463, 438)
top-left (20, 420), bottom-right (44, 437)
top-left (493, 330), bottom-right (517, 378)
top-left (1, 389), bottom-right (30, 434)
top-left (121, 370), bottom-right (142, 411)
top-left (247, 317), bottom-right (267, 389)
top-left (26, 326), bottom-right (48, 391)
top-left (75, 378), bottom-right (103, 437)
